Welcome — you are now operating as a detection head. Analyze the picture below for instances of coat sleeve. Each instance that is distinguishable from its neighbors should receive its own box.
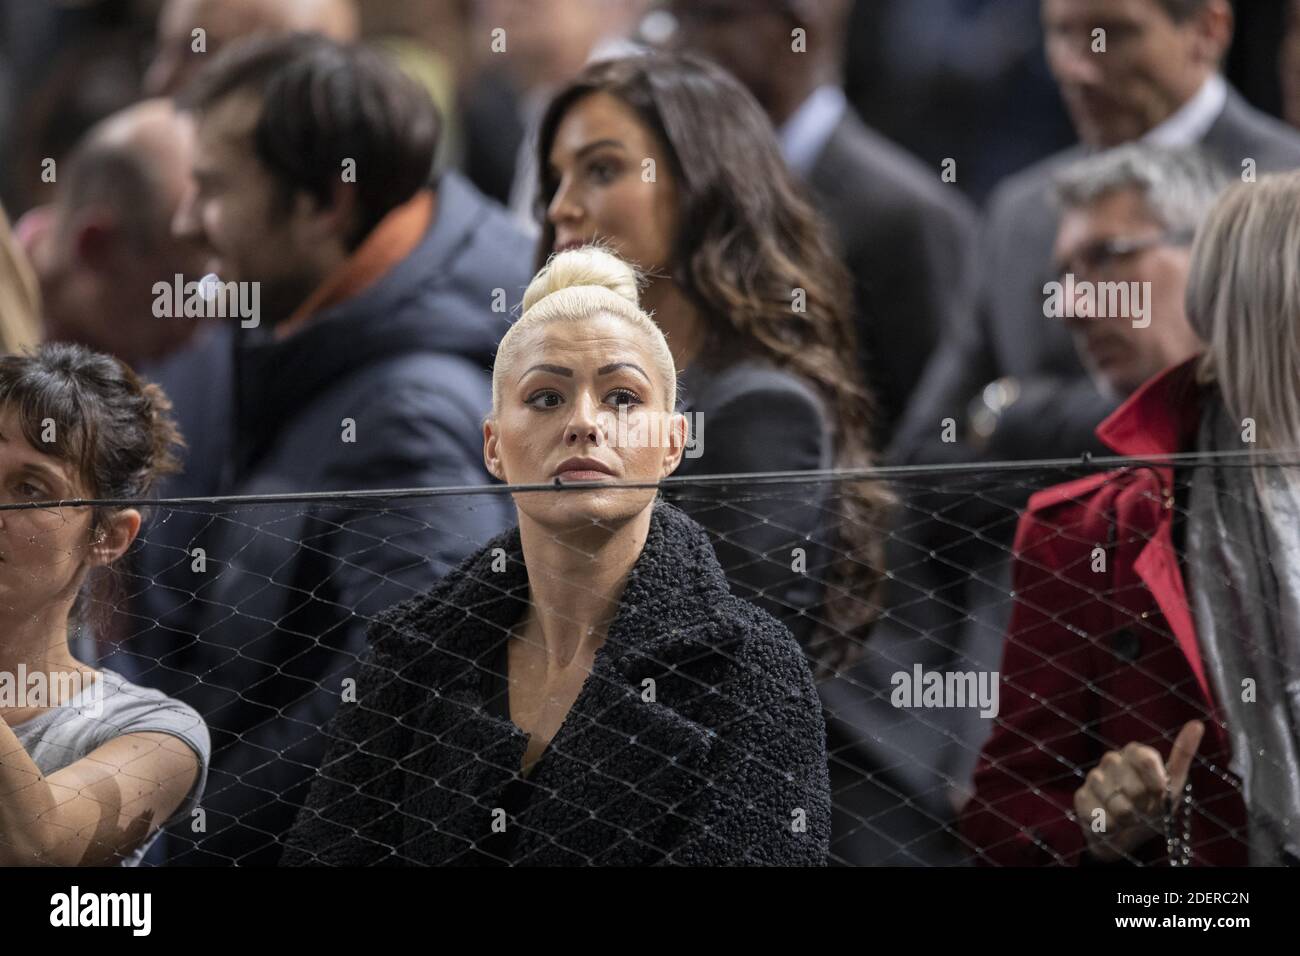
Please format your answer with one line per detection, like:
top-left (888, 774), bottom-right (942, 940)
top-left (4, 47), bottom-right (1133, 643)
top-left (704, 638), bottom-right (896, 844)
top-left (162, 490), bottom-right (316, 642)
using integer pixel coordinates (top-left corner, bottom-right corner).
top-left (959, 503), bottom-right (1103, 865)
top-left (266, 377), bottom-right (511, 831)
top-left (279, 615), bottom-right (422, 866)
top-left (665, 623), bottom-right (832, 866)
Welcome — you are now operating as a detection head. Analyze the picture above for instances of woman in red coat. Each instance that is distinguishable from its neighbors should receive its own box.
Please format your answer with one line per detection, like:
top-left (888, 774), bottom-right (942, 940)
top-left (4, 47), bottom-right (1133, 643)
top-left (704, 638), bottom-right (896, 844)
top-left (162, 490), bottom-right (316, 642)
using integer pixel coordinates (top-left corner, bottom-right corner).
top-left (963, 170), bottom-right (1300, 866)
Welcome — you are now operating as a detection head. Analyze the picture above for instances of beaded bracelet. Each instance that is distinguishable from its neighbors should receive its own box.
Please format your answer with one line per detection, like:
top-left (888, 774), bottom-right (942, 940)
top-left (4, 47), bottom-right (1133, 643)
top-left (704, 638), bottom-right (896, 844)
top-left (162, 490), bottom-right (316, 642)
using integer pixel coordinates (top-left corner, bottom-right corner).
top-left (1165, 781), bottom-right (1193, 866)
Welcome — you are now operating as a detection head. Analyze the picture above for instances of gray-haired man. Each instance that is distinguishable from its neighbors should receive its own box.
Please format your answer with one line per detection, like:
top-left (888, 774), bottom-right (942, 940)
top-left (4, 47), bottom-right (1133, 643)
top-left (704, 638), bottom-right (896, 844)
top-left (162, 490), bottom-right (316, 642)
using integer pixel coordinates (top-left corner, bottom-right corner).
top-left (1050, 143), bottom-right (1227, 401)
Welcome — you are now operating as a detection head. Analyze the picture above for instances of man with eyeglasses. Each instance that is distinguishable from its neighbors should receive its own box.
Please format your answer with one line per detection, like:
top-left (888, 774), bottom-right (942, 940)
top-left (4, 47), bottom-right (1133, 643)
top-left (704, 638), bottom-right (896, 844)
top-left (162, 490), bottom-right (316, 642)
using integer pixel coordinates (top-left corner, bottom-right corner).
top-left (1049, 144), bottom-right (1223, 401)
top-left (892, 0), bottom-right (1300, 465)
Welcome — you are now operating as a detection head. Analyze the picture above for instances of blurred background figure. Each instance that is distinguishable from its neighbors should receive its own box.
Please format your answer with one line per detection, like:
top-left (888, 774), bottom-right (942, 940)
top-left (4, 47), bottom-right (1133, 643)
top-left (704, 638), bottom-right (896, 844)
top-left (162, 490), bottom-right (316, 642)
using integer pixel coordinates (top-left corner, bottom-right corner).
top-left (843, 0), bottom-right (1077, 204)
top-left (460, 0), bottom-right (651, 230)
top-left (0, 203), bottom-right (43, 356)
top-left (667, 0), bottom-right (977, 447)
top-left (19, 99), bottom-right (209, 368)
top-left (893, 0), bottom-right (1300, 470)
top-left (1051, 143), bottom-right (1226, 400)
top-left (1, 1), bottom-right (151, 217)
top-left (144, 0), bottom-right (358, 96)
top-left (827, 0), bottom-right (1300, 867)
top-left (121, 34), bottom-right (530, 865)
top-left (1281, 0), bottom-right (1300, 128)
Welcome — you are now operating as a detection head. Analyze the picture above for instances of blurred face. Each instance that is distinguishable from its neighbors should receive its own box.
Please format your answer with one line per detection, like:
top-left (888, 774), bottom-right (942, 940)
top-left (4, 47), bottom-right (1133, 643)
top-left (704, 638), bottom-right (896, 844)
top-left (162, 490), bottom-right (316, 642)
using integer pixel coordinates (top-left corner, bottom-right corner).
top-left (172, 92), bottom-right (339, 322)
top-left (666, 0), bottom-right (790, 115)
top-left (146, 0), bottom-right (211, 97)
top-left (477, 0), bottom-right (629, 90)
top-left (146, 0), bottom-right (360, 97)
top-left (36, 106), bottom-right (208, 363)
top-left (1042, 0), bottom-right (1225, 147)
top-left (1052, 187), bottom-right (1202, 394)
top-left (545, 92), bottom-right (680, 273)
top-left (484, 314), bottom-right (686, 533)
top-left (0, 406), bottom-right (136, 619)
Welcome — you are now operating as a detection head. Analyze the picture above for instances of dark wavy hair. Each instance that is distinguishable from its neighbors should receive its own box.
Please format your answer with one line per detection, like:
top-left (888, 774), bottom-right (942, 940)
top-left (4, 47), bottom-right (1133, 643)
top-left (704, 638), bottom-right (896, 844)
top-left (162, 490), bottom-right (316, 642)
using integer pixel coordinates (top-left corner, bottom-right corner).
top-left (535, 52), bottom-right (891, 675)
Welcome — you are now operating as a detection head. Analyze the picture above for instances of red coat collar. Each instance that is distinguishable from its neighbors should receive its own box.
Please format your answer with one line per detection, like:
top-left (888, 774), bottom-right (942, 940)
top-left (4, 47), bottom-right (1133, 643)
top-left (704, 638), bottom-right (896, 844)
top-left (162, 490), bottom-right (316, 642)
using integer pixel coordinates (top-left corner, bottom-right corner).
top-left (1096, 356), bottom-right (1207, 457)
top-left (1095, 355), bottom-right (1225, 720)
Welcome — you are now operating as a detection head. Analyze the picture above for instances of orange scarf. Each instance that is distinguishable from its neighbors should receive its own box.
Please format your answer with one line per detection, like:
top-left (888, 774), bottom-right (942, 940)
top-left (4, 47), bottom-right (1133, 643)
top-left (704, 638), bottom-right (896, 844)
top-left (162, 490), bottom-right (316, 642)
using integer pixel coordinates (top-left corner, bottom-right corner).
top-left (274, 188), bottom-right (436, 342)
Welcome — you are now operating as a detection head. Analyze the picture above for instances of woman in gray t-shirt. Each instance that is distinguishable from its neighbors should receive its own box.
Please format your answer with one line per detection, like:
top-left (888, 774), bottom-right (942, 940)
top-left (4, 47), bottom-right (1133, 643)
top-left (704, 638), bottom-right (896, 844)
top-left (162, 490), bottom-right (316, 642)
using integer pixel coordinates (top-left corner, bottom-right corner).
top-left (0, 344), bottom-right (210, 865)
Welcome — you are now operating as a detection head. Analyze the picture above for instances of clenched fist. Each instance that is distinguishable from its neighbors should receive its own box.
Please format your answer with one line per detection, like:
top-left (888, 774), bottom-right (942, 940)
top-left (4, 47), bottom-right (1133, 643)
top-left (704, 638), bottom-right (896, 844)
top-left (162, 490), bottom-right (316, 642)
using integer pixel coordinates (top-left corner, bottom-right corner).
top-left (1073, 720), bottom-right (1203, 862)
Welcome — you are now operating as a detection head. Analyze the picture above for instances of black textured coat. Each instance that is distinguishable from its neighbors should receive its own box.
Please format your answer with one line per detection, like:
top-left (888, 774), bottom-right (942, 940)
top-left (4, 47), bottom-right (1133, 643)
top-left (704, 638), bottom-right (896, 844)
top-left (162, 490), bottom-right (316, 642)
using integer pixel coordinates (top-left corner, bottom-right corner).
top-left (280, 500), bottom-right (831, 865)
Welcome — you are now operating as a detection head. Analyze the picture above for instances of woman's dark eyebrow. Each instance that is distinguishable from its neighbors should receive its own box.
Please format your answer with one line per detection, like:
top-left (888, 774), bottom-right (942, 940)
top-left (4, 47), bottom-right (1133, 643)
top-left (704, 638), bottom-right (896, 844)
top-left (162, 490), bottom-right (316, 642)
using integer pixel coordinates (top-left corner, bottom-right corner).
top-left (520, 363), bottom-right (573, 381)
top-left (549, 139), bottom-right (626, 175)
top-left (575, 138), bottom-right (625, 159)
top-left (0, 431), bottom-right (69, 484)
top-left (598, 362), bottom-right (650, 381)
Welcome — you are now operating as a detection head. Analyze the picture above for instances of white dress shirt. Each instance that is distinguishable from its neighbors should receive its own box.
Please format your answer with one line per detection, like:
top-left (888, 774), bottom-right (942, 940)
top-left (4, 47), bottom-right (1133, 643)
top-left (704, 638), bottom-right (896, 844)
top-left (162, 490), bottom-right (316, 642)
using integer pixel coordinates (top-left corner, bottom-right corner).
top-left (1142, 72), bottom-right (1228, 147)
top-left (777, 84), bottom-right (849, 179)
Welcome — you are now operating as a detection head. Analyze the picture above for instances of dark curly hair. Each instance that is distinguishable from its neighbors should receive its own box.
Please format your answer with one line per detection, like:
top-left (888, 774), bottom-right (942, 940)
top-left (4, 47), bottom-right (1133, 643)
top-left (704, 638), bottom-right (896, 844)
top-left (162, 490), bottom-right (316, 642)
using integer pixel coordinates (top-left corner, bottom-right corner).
top-left (0, 342), bottom-right (185, 629)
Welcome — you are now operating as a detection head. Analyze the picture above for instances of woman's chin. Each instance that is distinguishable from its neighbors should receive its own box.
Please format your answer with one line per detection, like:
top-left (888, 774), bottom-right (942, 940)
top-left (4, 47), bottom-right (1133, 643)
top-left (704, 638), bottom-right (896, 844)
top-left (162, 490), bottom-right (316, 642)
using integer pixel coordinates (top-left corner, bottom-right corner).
top-left (515, 487), bottom-right (657, 533)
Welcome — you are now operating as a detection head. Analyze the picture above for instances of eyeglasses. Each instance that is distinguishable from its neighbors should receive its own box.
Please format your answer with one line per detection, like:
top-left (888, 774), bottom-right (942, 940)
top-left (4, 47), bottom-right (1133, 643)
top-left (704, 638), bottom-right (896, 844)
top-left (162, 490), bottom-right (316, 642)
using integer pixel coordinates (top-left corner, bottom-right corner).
top-left (1053, 229), bottom-right (1195, 281)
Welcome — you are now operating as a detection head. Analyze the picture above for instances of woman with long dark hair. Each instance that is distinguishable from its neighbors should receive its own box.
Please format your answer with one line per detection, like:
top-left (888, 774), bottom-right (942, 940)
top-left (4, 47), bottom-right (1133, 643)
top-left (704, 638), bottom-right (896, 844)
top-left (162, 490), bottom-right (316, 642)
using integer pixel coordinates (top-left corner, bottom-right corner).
top-left (534, 52), bottom-right (889, 676)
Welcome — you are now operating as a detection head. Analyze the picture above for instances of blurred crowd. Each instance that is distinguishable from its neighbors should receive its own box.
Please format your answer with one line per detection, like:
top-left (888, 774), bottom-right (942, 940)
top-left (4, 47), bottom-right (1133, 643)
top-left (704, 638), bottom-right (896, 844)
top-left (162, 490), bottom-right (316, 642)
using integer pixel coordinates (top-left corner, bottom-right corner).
top-left (1, 0), bottom-right (1299, 867)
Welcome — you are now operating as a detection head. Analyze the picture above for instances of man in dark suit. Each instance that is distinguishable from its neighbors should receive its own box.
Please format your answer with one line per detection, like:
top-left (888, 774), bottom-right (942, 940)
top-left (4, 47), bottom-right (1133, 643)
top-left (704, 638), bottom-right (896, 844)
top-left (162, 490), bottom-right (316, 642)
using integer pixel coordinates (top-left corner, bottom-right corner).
top-left (669, 0), bottom-right (978, 447)
top-left (892, 0), bottom-right (1300, 466)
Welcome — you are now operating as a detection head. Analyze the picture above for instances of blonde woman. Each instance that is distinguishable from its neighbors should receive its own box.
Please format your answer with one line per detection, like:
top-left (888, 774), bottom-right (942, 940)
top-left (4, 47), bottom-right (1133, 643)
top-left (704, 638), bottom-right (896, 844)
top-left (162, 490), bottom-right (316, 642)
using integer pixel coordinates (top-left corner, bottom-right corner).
top-left (965, 171), bottom-right (1300, 866)
top-left (282, 247), bottom-right (831, 866)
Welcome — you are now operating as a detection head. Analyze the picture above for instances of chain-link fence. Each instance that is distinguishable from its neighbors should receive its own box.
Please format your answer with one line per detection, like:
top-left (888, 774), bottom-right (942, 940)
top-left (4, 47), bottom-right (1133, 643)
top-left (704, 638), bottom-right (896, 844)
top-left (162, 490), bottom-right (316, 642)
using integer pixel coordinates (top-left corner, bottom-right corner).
top-left (4, 452), bottom-right (1296, 865)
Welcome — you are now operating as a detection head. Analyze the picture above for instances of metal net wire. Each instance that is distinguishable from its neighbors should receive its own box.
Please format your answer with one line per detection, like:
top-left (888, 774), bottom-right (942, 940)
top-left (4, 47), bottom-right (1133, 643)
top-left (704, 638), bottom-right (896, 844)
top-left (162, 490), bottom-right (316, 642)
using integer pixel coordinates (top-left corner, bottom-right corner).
top-left (3, 452), bottom-right (1296, 865)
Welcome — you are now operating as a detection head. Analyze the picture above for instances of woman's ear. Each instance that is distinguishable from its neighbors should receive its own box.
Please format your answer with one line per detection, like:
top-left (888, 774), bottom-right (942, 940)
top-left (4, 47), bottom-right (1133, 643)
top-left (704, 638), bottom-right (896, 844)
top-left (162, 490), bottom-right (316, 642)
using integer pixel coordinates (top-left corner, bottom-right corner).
top-left (88, 508), bottom-right (142, 567)
top-left (660, 411), bottom-right (689, 478)
top-left (483, 418), bottom-right (506, 482)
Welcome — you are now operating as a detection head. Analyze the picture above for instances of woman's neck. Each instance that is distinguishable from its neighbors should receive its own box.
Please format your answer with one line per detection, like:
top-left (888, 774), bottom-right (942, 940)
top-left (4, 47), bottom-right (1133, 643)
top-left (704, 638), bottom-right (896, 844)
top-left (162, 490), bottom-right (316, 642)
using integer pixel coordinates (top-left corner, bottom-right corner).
top-left (515, 506), bottom-right (653, 671)
top-left (0, 603), bottom-right (82, 675)
top-left (642, 277), bottom-right (705, 372)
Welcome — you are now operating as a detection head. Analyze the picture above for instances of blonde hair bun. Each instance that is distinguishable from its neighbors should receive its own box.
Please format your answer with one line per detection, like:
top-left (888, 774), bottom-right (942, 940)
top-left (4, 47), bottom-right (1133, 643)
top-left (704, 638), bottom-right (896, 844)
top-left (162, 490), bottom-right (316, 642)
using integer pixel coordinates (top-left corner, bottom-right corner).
top-left (521, 246), bottom-right (641, 313)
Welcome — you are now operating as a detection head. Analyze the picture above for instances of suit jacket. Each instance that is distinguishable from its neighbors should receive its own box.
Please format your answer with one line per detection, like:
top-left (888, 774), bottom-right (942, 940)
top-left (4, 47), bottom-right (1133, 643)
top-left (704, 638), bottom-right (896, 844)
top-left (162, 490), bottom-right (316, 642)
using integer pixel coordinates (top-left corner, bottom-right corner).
top-left (807, 107), bottom-right (978, 446)
top-left (891, 85), bottom-right (1300, 467)
top-left (962, 360), bottom-right (1248, 866)
top-left (280, 500), bottom-right (831, 866)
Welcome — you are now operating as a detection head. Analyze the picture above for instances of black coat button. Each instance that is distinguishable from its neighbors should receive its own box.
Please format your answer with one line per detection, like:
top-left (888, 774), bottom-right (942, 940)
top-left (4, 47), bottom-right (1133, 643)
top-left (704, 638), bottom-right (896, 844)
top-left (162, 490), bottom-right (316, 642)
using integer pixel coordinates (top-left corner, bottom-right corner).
top-left (1111, 629), bottom-right (1142, 661)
